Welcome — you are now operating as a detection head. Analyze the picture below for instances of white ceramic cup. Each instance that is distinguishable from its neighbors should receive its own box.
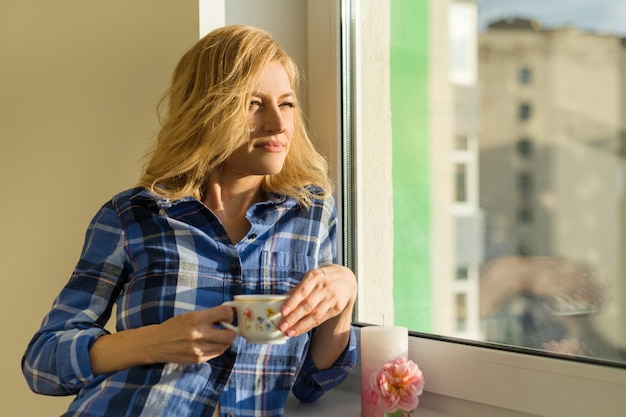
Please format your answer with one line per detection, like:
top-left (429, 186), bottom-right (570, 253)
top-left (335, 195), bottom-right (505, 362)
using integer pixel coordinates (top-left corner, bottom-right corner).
top-left (220, 294), bottom-right (289, 344)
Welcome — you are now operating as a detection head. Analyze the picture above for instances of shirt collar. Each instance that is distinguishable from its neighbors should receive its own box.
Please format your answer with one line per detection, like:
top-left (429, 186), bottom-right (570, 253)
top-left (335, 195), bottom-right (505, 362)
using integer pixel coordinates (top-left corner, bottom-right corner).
top-left (129, 187), bottom-right (288, 209)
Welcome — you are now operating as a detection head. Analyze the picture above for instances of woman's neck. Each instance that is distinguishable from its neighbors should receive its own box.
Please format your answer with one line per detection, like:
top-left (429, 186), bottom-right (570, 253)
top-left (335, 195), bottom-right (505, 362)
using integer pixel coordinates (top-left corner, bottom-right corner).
top-left (202, 173), bottom-right (265, 243)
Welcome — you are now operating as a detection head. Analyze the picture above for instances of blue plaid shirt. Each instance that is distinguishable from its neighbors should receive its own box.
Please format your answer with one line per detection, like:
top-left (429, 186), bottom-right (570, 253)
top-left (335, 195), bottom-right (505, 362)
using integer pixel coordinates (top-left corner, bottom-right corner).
top-left (22, 187), bottom-right (357, 417)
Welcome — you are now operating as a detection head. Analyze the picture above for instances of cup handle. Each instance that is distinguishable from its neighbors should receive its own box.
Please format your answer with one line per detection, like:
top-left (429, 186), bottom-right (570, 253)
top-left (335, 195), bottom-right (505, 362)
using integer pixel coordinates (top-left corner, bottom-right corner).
top-left (220, 321), bottom-right (239, 334)
top-left (220, 301), bottom-right (239, 334)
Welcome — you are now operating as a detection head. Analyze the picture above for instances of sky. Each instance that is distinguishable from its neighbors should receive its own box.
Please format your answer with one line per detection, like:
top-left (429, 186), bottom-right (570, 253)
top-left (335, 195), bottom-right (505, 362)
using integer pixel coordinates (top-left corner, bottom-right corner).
top-left (478, 0), bottom-right (626, 36)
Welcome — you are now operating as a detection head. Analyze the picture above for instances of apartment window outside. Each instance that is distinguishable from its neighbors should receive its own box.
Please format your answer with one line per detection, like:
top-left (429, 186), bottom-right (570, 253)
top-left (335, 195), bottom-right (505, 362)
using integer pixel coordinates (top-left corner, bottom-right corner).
top-left (517, 137), bottom-right (534, 157)
top-left (517, 171), bottom-right (533, 198)
top-left (516, 206), bottom-right (533, 225)
top-left (455, 162), bottom-right (468, 203)
top-left (456, 265), bottom-right (469, 281)
top-left (455, 134), bottom-right (469, 150)
top-left (448, 1), bottom-right (477, 86)
top-left (519, 102), bottom-right (532, 121)
top-left (519, 66), bottom-right (532, 84)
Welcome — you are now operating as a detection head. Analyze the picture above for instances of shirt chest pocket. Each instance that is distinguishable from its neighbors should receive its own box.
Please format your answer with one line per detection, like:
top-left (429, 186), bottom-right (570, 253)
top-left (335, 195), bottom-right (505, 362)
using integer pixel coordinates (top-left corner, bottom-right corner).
top-left (259, 250), bottom-right (318, 293)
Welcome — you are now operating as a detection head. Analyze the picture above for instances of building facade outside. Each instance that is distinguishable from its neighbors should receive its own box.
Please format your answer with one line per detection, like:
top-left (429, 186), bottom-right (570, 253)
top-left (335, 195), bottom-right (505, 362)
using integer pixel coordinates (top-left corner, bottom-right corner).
top-left (478, 17), bottom-right (626, 360)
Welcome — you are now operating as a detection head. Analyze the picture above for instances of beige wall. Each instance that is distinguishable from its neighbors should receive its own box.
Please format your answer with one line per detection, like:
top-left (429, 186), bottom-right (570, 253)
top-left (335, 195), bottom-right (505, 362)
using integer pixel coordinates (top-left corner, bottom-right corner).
top-left (0, 1), bottom-right (198, 415)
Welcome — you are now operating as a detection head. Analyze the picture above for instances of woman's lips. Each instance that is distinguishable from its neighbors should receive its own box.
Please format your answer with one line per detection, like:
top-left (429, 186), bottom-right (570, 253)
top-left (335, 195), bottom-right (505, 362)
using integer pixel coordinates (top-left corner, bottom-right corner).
top-left (255, 141), bottom-right (285, 153)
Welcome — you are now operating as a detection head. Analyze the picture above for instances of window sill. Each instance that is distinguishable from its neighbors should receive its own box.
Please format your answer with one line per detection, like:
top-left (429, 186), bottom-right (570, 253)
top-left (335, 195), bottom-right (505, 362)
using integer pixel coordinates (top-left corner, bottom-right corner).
top-left (285, 383), bottom-right (455, 417)
top-left (286, 329), bottom-right (626, 417)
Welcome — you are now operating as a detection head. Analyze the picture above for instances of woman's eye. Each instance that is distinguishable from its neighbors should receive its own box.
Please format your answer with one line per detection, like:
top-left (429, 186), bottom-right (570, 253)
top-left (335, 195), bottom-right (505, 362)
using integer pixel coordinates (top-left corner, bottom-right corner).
top-left (249, 100), bottom-right (294, 110)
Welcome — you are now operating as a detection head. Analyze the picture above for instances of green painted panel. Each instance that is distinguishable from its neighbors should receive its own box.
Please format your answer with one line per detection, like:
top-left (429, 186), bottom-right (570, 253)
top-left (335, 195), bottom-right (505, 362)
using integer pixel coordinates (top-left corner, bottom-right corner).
top-left (390, 0), bottom-right (431, 331)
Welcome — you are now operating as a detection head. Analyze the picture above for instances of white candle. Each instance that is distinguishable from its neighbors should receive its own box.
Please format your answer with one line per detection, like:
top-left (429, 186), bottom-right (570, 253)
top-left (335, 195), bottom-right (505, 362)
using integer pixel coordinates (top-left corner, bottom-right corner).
top-left (360, 326), bottom-right (409, 417)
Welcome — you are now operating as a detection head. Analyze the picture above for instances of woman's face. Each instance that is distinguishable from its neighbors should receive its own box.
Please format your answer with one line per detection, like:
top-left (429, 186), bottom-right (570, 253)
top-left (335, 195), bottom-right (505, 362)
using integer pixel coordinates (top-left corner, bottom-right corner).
top-left (222, 60), bottom-right (295, 177)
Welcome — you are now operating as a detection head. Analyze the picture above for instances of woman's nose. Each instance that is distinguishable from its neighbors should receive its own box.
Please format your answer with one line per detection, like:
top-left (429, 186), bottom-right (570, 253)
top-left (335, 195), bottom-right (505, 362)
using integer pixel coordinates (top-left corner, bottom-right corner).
top-left (261, 105), bottom-right (286, 133)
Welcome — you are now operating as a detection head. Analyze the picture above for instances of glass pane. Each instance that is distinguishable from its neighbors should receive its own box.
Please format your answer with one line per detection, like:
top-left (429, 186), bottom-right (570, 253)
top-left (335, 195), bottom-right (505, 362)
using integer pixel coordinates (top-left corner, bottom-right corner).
top-left (348, 0), bottom-right (626, 366)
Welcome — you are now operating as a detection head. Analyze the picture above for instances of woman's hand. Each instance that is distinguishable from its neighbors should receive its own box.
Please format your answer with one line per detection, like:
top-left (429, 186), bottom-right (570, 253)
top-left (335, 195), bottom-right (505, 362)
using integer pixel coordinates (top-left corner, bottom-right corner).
top-left (89, 305), bottom-right (236, 376)
top-left (149, 305), bottom-right (237, 364)
top-left (278, 264), bottom-right (357, 338)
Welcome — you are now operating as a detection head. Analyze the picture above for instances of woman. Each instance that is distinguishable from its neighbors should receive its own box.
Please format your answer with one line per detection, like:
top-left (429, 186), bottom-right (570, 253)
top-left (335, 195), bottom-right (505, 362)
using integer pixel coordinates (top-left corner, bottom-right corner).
top-left (22, 25), bottom-right (357, 417)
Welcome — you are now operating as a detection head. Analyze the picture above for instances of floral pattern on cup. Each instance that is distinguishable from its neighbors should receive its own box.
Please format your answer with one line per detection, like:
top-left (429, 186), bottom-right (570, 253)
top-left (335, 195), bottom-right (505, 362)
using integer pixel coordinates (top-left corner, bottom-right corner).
top-left (243, 307), bottom-right (280, 332)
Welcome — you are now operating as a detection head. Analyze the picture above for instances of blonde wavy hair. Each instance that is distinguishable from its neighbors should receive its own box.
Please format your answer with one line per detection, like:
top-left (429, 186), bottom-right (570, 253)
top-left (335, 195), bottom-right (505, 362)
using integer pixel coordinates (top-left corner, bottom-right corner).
top-left (139, 25), bottom-right (332, 207)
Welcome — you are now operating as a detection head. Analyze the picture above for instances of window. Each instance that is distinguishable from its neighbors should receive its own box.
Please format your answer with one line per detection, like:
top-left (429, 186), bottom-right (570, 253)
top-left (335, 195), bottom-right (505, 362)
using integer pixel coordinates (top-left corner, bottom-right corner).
top-left (454, 135), bottom-right (469, 151)
top-left (456, 265), bottom-right (469, 281)
top-left (448, 1), bottom-right (477, 85)
top-left (454, 163), bottom-right (467, 202)
top-left (519, 66), bottom-right (532, 84)
top-left (517, 137), bottom-right (534, 157)
top-left (518, 102), bottom-right (532, 121)
top-left (516, 206), bottom-right (533, 225)
top-left (316, 0), bottom-right (626, 417)
top-left (343, 0), bottom-right (625, 377)
top-left (517, 171), bottom-right (533, 198)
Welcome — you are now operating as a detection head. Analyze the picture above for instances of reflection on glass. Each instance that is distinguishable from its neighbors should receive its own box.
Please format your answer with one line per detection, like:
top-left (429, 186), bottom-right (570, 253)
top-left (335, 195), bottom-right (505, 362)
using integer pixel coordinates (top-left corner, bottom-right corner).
top-left (350, 0), bottom-right (626, 366)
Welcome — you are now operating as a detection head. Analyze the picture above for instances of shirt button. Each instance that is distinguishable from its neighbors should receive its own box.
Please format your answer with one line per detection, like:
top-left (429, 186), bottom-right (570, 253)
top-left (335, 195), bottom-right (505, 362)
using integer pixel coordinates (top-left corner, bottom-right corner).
top-left (226, 414), bottom-right (234, 417)
top-left (229, 263), bottom-right (238, 272)
top-left (248, 233), bottom-right (257, 239)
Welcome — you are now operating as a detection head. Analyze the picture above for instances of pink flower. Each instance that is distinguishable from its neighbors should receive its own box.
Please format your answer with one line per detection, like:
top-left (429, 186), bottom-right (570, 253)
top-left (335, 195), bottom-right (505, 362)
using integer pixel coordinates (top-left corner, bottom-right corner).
top-left (370, 357), bottom-right (425, 413)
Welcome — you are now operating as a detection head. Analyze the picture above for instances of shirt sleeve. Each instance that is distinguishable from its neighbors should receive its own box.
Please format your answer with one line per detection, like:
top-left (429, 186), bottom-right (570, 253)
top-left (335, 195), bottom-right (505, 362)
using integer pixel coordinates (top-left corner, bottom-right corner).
top-left (290, 195), bottom-right (358, 402)
top-left (22, 200), bottom-right (130, 395)
top-left (291, 325), bottom-right (358, 402)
